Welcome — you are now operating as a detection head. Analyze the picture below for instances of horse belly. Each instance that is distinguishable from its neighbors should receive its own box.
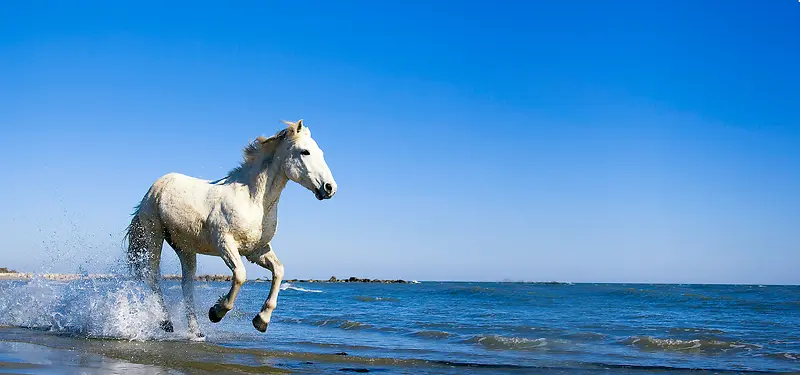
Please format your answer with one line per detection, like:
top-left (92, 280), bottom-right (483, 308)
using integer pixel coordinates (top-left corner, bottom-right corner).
top-left (158, 198), bottom-right (213, 254)
top-left (163, 215), bottom-right (214, 254)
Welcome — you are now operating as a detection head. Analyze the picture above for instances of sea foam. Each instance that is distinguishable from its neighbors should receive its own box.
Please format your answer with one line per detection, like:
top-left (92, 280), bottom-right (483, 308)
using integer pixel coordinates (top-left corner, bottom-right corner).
top-left (0, 276), bottom-right (185, 341)
top-left (280, 283), bottom-right (323, 293)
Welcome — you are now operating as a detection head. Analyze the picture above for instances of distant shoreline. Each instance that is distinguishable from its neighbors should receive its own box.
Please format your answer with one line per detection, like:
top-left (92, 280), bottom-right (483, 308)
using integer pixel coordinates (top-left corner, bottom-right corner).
top-left (0, 272), bottom-right (571, 284)
top-left (0, 272), bottom-right (792, 286)
top-left (0, 270), bottom-right (621, 285)
top-left (0, 272), bottom-right (417, 284)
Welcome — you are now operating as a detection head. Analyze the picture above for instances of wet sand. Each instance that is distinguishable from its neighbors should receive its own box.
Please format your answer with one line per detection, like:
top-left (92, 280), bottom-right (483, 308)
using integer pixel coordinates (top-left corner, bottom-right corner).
top-left (0, 340), bottom-right (170, 374)
top-left (0, 326), bottom-right (294, 374)
top-left (0, 327), bottom-right (448, 375)
top-left (0, 326), bottom-right (561, 375)
top-left (0, 326), bottom-right (753, 375)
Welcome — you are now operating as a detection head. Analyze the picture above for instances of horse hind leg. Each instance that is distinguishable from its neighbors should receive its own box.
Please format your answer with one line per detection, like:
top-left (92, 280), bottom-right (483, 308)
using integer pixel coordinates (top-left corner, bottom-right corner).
top-left (175, 249), bottom-right (204, 340)
top-left (146, 244), bottom-right (175, 332)
top-left (134, 220), bottom-right (174, 333)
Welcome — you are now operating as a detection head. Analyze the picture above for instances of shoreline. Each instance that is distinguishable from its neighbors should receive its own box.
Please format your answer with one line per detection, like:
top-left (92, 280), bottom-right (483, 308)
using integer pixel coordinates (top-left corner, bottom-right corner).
top-left (0, 272), bottom-right (417, 284)
top-left (2, 273), bottom-right (793, 286)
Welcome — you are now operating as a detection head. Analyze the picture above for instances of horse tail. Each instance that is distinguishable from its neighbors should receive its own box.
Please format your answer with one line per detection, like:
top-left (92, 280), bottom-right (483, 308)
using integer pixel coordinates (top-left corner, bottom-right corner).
top-left (124, 204), bottom-right (150, 280)
top-left (124, 176), bottom-right (173, 282)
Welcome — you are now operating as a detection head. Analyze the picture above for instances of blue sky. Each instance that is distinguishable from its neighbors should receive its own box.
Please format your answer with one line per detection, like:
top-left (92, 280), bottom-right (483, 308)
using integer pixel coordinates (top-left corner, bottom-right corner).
top-left (1, 1), bottom-right (798, 284)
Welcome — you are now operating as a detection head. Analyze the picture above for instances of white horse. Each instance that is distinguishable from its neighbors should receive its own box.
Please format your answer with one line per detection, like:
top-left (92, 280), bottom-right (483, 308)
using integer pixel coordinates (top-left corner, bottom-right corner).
top-left (125, 119), bottom-right (336, 339)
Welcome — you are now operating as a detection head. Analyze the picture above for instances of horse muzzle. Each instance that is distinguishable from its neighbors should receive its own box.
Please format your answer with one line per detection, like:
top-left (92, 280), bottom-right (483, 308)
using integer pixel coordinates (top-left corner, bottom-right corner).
top-left (315, 182), bottom-right (336, 200)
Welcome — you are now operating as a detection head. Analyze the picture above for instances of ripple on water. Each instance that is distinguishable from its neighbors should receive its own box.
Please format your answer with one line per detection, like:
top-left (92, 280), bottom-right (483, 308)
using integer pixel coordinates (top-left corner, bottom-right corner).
top-left (763, 352), bottom-right (799, 362)
top-left (667, 327), bottom-right (726, 336)
top-left (354, 296), bottom-right (399, 303)
top-left (562, 331), bottom-right (607, 341)
top-left (310, 318), bottom-right (373, 330)
top-left (412, 330), bottom-right (455, 340)
top-left (445, 286), bottom-right (495, 296)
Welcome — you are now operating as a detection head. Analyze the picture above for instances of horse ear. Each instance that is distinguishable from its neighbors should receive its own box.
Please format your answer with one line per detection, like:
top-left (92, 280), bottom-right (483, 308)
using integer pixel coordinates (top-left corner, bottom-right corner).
top-left (281, 119), bottom-right (304, 136)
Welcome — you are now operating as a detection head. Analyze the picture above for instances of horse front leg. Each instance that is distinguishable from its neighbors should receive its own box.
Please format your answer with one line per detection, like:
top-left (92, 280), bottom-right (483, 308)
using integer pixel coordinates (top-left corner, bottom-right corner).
top-left (246, 244), bottom-right (284, 333)
top-left (208, 234), bottom-right (247, 323)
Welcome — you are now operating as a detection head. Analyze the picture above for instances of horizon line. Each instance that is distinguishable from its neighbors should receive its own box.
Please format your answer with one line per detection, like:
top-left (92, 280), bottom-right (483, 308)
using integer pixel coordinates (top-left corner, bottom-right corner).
top-left (0, 270), bottom-right (797, 287)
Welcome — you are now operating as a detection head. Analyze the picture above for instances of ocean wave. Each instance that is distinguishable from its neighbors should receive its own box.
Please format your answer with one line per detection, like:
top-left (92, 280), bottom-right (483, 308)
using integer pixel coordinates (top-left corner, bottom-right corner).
top-left (446, 286), bottom-right (496, 296)
top-left (680, 293), bottom-right (721, 301)
top-left (288, 316), bottom-right (404, 333)
top-left (562, 331), bottom-right (607, 341)
top-left (613, 287), bottom-right (664, 299)
top-left (763, 352), bottom-right (799, 362)
top-left (280, 283), bottom-right (322, 293)
top-left (413, 330), bottom-right (455, 339)
top-left (667, 327), bottom-right (726, 335)
top-left (605, 288), bottom-right (742, 306)
top-left (769, 339), bottom-right (800, 345)
top-left (621, 336), bottom-right (761, 353)
top-left (464, 335), bottom-right (548, 350)
top-left (443, 286), bottom-right (536, 303)
top-left (354, 296), bottom-right (399, 303)
top-left (414, 321), bottom-right (454, 330)
top-left (499, 281), bottom-right (574, 286)
top-left (311, 318), bottom-right (373, 330)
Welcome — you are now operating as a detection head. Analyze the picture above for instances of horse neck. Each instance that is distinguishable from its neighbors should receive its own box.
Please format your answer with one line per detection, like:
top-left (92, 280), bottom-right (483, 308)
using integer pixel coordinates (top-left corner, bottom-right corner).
top-left (248, 158), bottom-right (288, 211)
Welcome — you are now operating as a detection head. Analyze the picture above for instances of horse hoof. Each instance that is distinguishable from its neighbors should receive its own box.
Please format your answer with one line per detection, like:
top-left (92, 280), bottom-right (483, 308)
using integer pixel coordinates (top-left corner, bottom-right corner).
top-left (160, 320), bottom-right (174, 333)
top-left (208, 305), bottom-right (225, 323)
top-left (190, 331), bottom-right (206, 342)
top-left (252, 315), bottom-right (268, 333)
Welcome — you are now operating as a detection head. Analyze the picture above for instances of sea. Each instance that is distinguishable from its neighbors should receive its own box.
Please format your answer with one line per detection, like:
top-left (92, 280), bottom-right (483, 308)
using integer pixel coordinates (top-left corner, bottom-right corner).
top-left (0, 279), bottom-right (797, 374)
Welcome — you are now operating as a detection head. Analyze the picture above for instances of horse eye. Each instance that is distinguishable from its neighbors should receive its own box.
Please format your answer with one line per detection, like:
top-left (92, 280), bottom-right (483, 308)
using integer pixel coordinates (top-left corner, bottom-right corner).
top-left (301, 150), bottom-right (311, 156)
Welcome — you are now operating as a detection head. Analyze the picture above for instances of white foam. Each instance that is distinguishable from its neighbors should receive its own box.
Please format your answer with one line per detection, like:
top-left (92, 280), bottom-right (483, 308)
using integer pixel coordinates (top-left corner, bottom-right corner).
top-left (280, 283), bottom-right (323, 293)
top-left (0, 276), bottom-right (190, 341)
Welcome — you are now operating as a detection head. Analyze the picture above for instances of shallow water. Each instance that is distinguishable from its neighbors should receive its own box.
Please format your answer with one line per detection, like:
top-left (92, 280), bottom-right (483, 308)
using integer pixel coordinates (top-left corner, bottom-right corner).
top-left (0, 339), bottom-right (170, 374)
top-left (0, 279), bottom-right (798, 374)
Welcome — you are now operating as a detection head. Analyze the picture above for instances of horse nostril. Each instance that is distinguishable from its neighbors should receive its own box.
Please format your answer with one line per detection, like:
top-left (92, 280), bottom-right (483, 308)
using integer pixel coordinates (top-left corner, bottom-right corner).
top-left (324, 183), bottom-right (333, 193)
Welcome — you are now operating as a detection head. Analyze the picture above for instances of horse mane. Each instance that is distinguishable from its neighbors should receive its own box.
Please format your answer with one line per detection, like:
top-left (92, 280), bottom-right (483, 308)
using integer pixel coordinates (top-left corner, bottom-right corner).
top-left (224, 128), bottom-right (290, 180)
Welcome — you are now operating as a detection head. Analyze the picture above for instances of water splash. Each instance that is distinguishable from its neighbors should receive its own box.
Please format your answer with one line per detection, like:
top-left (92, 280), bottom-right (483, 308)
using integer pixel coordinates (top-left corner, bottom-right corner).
top-left (0, 277), bottom-right (183, 341)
